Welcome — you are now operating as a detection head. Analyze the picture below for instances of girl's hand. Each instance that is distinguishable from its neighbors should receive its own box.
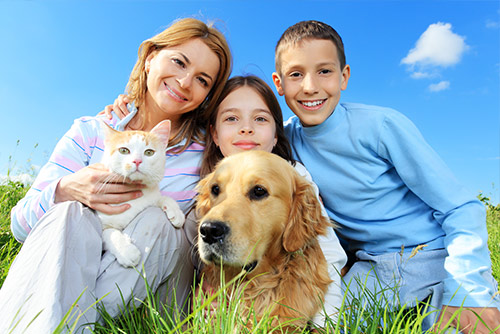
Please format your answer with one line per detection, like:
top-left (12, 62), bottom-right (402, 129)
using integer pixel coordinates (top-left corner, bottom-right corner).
top-left (55, 163), bottom-right (145, 214)
top-left (98, 94), bottom-right (131, 120)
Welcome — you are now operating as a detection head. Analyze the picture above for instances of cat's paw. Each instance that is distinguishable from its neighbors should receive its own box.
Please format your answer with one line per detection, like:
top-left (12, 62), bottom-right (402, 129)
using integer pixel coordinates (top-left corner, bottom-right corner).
top-left (163, 204), bottom-right (185, 228)
top-left (159, 196), bottom-right (185, 228)
top-left (115, 244), bottom-right (141, 268)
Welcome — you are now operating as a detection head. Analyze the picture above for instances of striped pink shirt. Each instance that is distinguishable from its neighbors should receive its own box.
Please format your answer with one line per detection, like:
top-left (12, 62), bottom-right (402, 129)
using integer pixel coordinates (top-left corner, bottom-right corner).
top-left (11, 114), bottom-right (203, 242)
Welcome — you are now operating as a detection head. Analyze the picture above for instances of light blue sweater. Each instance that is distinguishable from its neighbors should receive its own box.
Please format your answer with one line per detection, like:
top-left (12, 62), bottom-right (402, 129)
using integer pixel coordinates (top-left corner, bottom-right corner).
top-left (285, 102), bottom-right (496, 307)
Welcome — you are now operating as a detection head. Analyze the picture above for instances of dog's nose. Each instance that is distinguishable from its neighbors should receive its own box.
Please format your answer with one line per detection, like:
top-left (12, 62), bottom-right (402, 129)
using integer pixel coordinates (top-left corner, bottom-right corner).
top-left (199, 221), bottom-right (229, 245)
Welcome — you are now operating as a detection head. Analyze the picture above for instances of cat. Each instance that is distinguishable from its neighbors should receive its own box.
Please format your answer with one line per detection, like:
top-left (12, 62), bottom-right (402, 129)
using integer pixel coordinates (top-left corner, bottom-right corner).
top-left (97, 119), bottom-right (185, 268)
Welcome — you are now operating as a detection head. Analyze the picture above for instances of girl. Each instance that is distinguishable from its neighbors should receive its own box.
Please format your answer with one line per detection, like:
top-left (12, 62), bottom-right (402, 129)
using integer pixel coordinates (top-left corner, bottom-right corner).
top-left (0, 18), bottom-right (231, 333)
top-left (187, 75), bottom-right (348, 327)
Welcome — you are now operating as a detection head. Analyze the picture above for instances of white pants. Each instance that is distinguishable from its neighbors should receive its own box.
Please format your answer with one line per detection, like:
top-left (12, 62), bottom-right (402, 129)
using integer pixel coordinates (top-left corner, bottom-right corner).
top-left (0, 201), bottom-right (193, 333)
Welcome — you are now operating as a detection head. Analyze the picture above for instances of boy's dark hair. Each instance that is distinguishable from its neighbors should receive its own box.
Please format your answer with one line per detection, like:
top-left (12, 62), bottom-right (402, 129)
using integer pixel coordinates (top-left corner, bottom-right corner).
top-left (275, 20), bottom-right (346, 75)
top-left (200, 75), bottom-right (295, 178)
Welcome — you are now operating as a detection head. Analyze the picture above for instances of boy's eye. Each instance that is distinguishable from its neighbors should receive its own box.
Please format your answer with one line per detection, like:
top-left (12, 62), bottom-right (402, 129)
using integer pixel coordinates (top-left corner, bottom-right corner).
top-left (289, 72), bottom-right (302, 78)
top-left (319, 69), bottom-right (332, 75)
top-left (144, 149), bottom-right (155, 157)
top-left (119, 147), bottom-right (130, 155)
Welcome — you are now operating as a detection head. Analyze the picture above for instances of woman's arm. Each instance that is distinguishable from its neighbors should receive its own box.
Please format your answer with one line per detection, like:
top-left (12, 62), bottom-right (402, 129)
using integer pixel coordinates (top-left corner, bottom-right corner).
top-left (11, 117), bottom-right (143, 242)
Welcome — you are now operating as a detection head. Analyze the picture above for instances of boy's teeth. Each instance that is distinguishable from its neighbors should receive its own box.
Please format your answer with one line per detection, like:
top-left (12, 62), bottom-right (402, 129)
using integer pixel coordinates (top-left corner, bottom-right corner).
top-left (303, 100), bottom-right (323, 107)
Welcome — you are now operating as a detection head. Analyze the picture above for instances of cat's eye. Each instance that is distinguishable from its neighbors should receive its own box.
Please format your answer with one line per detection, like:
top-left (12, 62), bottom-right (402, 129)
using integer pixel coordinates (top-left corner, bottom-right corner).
top-left (144, 149), bottom-right (155, 157)
top-left (119, 147), bottom-right (130, 155)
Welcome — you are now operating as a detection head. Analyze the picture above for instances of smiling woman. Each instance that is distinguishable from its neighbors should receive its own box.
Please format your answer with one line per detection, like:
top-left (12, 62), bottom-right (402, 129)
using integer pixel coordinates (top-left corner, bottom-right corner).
top-left (0, 17), bottom-right (232, 333)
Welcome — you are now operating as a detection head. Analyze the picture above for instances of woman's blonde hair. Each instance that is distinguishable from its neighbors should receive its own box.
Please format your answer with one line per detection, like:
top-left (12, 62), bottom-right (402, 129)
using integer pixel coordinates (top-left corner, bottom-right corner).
top-left (127, 18), bottom-right (232, 151)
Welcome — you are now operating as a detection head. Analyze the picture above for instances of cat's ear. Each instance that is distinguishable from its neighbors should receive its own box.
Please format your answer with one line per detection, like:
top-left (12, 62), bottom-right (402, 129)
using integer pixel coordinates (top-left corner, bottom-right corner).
top-left (151, 120), bottom-right (171, 148)
top-left (100, 120), bottom-right (117, 138)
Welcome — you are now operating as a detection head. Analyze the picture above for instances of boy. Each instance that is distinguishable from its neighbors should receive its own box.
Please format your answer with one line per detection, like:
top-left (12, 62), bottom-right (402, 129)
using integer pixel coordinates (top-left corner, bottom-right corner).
top-left (272, 20), bottom-right (500, 333)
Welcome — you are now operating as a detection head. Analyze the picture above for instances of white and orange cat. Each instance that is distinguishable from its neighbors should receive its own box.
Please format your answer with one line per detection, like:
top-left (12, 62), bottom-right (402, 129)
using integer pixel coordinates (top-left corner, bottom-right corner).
top-left (98, 120), bottom-right (184, 268)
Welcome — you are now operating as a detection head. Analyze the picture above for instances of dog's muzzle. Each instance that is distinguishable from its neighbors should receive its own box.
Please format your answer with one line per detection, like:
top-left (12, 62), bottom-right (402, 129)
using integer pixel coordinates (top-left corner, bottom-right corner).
top-left (199, 221), bottom-right (230, 245)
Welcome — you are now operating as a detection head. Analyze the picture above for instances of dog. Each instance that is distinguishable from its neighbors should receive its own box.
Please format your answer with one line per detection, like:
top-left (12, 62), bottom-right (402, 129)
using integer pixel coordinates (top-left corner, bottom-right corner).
top-left (196, 150), bottom-right (332, 331)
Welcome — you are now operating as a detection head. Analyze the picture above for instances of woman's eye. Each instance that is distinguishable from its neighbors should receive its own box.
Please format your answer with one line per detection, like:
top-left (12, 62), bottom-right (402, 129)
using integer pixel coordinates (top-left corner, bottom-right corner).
top-left (144, 149), bottom-right (155, 157)
top-left (119, 147), bottom-right (130, 155)
top-left (197, 76), bottom-right (209, 87)
top-left (173, 58), bottom-right (185, 68)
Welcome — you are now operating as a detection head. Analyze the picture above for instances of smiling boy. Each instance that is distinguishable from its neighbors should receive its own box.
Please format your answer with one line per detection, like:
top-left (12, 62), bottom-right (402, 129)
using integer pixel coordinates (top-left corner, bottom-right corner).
top-left (272, 20), bottom-right (500, 333)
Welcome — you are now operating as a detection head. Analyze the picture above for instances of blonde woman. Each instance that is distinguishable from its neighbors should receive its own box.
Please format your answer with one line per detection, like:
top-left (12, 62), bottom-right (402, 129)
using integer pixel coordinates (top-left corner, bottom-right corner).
top-left (0, 18), bottom-right (232, 333)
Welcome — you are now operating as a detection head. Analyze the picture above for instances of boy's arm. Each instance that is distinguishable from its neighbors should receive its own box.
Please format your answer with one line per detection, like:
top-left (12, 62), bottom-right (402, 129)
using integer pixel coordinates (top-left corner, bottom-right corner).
top-left (377, 112), bottom-right (498, 309)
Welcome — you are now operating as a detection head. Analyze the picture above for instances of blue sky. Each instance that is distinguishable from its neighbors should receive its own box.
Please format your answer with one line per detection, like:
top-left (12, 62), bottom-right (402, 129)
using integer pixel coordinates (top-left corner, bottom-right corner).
top-left (1, 1), bottom-right (499, 204)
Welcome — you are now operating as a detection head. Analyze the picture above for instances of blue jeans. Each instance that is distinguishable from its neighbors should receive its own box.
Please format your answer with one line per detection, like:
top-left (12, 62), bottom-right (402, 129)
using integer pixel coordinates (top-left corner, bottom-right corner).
top-left (342, 248), bottom-right (448, 331)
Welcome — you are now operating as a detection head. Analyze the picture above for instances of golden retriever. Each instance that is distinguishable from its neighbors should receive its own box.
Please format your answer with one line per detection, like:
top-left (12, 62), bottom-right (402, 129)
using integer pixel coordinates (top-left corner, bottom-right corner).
top-left (196, 150), bottom-right (332, 331)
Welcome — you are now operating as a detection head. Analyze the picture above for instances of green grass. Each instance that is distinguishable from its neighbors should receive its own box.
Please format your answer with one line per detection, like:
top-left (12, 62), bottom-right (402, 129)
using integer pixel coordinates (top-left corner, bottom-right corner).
top-left (0, 180), bottom-right (499, 333)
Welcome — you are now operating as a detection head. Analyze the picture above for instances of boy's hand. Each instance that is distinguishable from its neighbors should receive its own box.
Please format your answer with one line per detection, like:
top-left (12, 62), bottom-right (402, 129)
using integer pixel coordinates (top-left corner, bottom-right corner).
top-left (97, 94), bottom-right (131, 120)
top-left (436, 305), bottom-right (500, 334)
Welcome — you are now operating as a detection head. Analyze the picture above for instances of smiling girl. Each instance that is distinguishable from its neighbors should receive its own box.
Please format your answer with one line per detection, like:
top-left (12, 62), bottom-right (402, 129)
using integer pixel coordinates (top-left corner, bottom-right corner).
top-left (191, 75), bottom-right (347, 327)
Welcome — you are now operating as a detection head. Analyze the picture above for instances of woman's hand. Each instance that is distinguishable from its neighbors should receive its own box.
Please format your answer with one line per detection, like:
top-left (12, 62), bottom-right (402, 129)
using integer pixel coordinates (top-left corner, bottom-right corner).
top-left (99, 94), bottom-right (131, 120)
top-left (436, 305), bottom-right (500, 334)
top-left (55, 163), bottom-right (145, 214)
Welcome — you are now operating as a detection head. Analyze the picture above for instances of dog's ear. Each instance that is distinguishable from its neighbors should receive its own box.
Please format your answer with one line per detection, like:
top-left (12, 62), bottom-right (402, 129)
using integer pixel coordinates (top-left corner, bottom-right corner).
top-left (195, 172), bottom-right (214, 217)
top-left (282, 173), bottom-right (329, 253)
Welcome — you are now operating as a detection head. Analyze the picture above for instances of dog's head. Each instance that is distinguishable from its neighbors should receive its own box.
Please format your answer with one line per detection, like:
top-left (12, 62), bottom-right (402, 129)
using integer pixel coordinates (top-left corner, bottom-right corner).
top-left (196, 150), bottom-right (329, 272)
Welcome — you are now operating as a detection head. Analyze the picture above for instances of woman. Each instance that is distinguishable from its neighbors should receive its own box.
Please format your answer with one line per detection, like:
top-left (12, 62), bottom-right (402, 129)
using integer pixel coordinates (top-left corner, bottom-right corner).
top-left (0, 18), bottom-right (231, 333)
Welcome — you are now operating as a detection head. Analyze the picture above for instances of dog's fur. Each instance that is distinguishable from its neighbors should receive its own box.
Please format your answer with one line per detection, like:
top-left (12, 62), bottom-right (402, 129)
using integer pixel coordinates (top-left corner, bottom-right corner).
top-left (196, 150), bottom-right (332, 331)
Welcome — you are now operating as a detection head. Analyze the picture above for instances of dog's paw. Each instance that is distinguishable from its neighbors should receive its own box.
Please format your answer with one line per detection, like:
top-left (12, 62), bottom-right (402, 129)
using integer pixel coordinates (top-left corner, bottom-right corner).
top-left (115, 244), bottom-right (141, 268)
top-left (159, 196), bottom-right (185, 228)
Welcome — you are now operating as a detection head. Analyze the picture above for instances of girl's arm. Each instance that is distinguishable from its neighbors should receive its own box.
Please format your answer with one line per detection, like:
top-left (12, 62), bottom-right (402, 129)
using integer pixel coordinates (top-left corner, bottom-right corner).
top-left (101, 94), bottom-right (131, 120)
top-left (294, 162), bottom-right (347, 325)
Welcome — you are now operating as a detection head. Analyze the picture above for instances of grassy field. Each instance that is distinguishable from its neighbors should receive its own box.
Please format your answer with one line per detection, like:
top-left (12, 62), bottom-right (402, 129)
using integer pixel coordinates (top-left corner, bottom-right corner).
top-left (0, 180), bottom-right (499, 333)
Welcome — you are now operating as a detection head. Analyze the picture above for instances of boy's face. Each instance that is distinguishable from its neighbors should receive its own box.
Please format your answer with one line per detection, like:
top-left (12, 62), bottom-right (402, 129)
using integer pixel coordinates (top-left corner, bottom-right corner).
top-left (272, 39), bottom-right (350, 127)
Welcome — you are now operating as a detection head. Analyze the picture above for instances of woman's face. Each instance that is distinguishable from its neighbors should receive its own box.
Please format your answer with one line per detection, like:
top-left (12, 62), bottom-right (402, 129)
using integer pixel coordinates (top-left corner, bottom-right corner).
top-left (212, 86), bottom-right (278, 157)
top-left (145, 38), bottom-right (220, 125)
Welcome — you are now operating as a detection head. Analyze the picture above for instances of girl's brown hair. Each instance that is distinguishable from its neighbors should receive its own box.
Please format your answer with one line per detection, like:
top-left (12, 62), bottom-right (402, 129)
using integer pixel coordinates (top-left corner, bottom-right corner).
top-left (127, 18), bottom-right (232, 152)
top-left (200, 75), bottom-right (294, 178)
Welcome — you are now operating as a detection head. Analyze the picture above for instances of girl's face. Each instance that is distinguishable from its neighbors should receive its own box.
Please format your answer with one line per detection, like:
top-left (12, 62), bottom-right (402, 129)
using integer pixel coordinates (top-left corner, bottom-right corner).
top-left (145, 38), bottom-right (220, 127)
top-left (212, 86), bottom-right (278, 157)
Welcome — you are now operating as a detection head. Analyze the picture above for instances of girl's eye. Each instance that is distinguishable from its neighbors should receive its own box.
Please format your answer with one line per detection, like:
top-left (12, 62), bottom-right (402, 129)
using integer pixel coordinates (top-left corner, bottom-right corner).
top-left (119, 147), bottom-right (130, 155)
top-left (144, 149), bottom-right (155, 157)
top-left (255, 116), bottom-right (268, 122)
top-left (173, 58), bottom-right (185, 68)
top-left (224, 116), bottom-right (238, 122)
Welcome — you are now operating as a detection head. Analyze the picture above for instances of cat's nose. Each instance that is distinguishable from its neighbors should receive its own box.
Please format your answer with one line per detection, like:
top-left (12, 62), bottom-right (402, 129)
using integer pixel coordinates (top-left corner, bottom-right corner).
top-left (132, 159), bottom-right (142, 168)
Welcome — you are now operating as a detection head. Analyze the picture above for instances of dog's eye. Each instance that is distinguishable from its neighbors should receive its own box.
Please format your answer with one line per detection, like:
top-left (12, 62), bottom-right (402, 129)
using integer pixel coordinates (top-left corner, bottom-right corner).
top-left (211, 184), bottom-right (220, 196)
top-left (249, 185), bottom-right (268, 200)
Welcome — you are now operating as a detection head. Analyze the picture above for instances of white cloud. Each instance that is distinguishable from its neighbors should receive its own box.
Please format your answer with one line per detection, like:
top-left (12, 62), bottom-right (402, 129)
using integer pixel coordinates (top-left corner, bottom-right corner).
top-left (410, 71), bottom-right (438, 80)
top-left (402, 22), bottom-right (469, 68)
top-left (428, 81), bottom-right (450, 92)
top-left (486, 19), bottom-right (500, 29)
